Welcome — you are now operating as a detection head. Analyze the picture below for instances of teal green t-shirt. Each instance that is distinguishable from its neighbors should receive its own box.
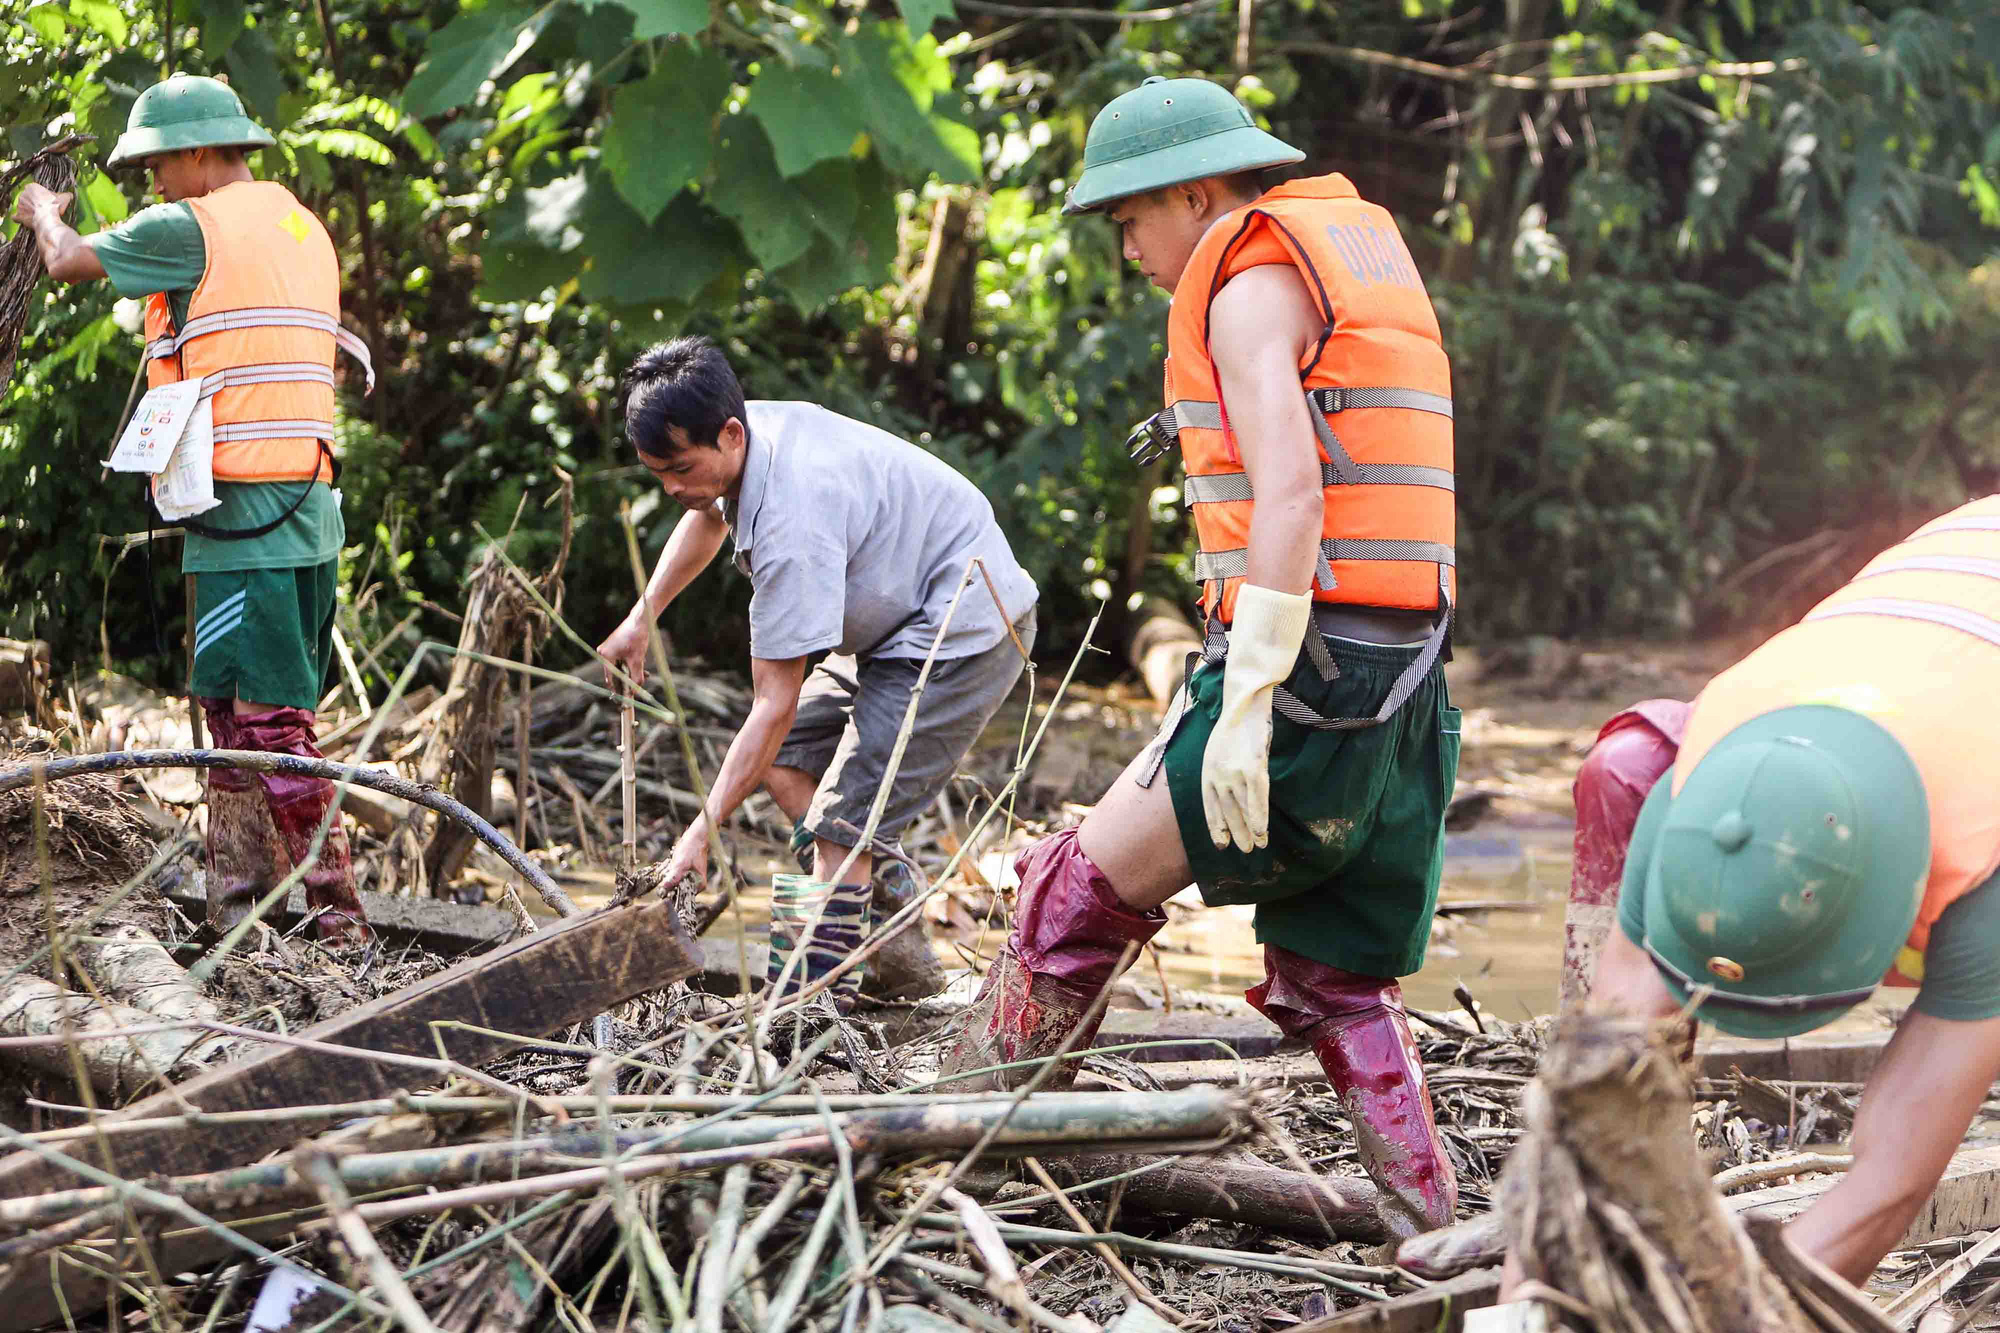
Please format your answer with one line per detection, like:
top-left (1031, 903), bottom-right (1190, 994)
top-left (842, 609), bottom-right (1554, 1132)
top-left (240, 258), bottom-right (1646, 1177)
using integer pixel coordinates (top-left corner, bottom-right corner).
top-left (85, 199), bottom-right (344, 572)
top-left (1617, 769), bottom-right (2000, 1023)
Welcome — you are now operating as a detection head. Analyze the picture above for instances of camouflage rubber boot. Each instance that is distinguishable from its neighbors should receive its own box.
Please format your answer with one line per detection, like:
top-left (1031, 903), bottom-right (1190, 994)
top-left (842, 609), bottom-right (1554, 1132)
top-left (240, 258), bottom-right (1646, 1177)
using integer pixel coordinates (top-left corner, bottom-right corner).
top-left (936, 828), bottom-right (1162, 1091)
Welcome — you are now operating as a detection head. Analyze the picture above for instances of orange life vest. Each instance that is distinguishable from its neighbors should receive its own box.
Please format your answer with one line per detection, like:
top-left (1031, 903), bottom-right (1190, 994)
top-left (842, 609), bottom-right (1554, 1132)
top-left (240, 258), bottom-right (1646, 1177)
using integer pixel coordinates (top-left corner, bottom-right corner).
top-left (1676, 496), bottom-right (2000, 987)
top-left (1137, 173), bottom-right (1455, 627)
top-left (142, 180), bottom-right (373, 488)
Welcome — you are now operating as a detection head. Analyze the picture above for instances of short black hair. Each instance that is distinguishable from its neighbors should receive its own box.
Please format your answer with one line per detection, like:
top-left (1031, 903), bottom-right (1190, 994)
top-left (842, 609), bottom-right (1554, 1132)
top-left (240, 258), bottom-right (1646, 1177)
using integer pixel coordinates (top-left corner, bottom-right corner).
top-left (621, 334), bottom-right (748, 459)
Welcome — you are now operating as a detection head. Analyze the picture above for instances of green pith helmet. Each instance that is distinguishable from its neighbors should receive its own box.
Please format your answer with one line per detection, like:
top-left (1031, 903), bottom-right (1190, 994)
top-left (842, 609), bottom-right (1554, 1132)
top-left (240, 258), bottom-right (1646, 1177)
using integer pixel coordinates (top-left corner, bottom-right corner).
top-left (1063, 76), bottom-right (1303, 216)
top-left (107, 74), bottom-right (274, 169)
top-left (1631, 704), bottom-right (1931, 1039)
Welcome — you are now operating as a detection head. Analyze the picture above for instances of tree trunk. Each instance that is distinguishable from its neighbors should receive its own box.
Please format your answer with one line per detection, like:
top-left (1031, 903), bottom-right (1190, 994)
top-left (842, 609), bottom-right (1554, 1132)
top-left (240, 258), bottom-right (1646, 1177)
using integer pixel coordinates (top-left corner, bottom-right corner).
top-left (1500, 1015), bottom-right (1816, 1332)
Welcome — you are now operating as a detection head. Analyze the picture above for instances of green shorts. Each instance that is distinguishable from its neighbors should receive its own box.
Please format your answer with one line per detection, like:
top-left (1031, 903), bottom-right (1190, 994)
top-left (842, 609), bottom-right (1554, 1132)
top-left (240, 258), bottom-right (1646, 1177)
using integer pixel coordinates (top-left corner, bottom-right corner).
top-left (1159, 636), bottom-right (1461, 978)
top-left (189, 562), bottom-right (339, 711)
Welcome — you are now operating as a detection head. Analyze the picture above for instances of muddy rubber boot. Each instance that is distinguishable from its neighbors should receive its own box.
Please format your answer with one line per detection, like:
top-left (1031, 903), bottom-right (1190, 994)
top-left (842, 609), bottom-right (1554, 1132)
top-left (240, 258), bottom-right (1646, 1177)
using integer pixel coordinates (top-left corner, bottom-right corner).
top-left (203, 778), bottom-right (287, 933)
top-left (1248, 945), bottom-right (1458, 1240)
top-left (936, 829), bottom-right (1163, 1092)
top-left (232, 705), bottom-right (372, 948)
top-left (199, 701), bottom-right (286, 933)
top-left (862, 856), bottom-right (947, 1001)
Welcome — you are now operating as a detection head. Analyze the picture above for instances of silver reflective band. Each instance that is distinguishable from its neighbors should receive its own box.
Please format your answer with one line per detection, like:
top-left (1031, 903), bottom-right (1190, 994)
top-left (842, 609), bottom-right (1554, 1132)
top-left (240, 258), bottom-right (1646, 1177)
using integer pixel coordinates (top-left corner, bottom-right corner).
top-left (1183, 460), bottom-right (1455, 506)
top-left (211, 420), bottom-right (337, 442)
top-left (1131, 385), bottom-right (1455, 468)
top-left (1806, 597), bottom-right (2000, 650)
top-left (1854, 554), bottom-right (2000, 584)
top-left (1307, 386), bottom-right (1454, 419)
top-left (196, 363), bottom-right (339, 399)
top-left (160, 304), bottom-right (377, 394)
top-left (1193, 537), bottom-right (1456, 583)
top-left (1644, 940), bottom-right (1876, 1015)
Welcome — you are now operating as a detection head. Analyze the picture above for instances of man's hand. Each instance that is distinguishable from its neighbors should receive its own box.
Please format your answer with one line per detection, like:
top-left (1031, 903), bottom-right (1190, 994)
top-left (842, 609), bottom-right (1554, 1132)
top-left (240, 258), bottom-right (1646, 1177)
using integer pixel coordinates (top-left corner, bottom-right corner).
top-left (11, 182), bottom-right (71, 229)
top-left (1202, 583), bottom-right (1312, 851)
top-left (597, 614), bottom-right (651, 690)
top-left (660, 814), bottom-right (711, 890)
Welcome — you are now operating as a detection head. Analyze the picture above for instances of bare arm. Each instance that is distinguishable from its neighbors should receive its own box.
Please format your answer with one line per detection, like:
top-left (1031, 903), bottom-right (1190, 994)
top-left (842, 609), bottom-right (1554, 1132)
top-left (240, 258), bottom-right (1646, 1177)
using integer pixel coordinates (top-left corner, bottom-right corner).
top-left (637, 505), bottom-right (730, 619)
top-left (1785, 1009), bottom-right (2000, 1284)
top-left (598, 505), bottom-right (730, 686)
top-left (659, 653), bottom-right (807, 884)
top-left (1207, 264), bottom-right (1327, 597)
top-left (11, 183), bottom-right (105, 283)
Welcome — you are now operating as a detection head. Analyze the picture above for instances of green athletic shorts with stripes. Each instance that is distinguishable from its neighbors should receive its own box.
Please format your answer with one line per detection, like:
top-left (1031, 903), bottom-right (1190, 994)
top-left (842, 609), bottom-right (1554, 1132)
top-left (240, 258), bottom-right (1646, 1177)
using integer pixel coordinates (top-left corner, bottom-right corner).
top-left (1156, 635), bottom-right (1462, 979)
top-left (189, 561), bottom-right (339, 711)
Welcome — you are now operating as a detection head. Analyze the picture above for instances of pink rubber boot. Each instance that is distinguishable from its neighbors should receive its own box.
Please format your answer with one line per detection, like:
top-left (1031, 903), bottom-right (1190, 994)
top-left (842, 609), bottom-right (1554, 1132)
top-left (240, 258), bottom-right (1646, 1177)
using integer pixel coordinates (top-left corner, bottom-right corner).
top-left (1248, 945), bottom-right (1457, 1239)
top-left (937, 828), bottom-right (1163, 1091)
top-left (224, 703), bottom-right (372, 947)
top-left (1562, 700), bottom-right (1688, 1011)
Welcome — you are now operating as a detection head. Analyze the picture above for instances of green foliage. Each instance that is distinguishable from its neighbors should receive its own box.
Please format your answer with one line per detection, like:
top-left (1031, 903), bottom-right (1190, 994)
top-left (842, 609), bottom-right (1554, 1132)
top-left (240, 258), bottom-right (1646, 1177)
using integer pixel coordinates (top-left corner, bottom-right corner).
top-left (5, 0), bottom-right (2000, 697)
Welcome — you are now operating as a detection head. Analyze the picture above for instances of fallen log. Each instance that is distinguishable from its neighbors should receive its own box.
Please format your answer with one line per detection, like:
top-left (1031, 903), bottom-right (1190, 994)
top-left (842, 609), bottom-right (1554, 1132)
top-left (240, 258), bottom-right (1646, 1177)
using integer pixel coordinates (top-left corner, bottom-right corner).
top-left (0, 894), bottom-right (698, 1333)
top-left (0, 976), bottom-right (239, 1097)
top-left (77, 923), bottom-right (222, 1026)
top-left (1036, 1151), bottom-right (1386, 1241)
top-left (0, 1089), bottom-right (1249, 1231)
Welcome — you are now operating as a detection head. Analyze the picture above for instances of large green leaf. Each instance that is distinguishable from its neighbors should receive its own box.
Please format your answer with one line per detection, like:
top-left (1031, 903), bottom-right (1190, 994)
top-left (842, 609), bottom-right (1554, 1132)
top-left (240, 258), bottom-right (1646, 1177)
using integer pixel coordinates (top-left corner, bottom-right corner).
top-left (837, 27), bottom-right (977, 183)
top-left (747, 66), bottom-right (864, 178)
top-left (795, 158), bottom-right (858, 240)
top-left (706, 117), bottom-right (817, 271)
top-left (198, 0), bottom-right (246, 54)
top-left (224, 27), bottom-right (284, 128)
top-left (478, 190), bottom-right (584, 303)
top-left (601, 48), bottom-right (730, 223)
top-left (579, 182), bottom-right (734, 307)
top-left (403, 4), bottom-right (548, 120)
top-left (604, 0), bottom-right (709, 40)
top-left (773, 155), bottom-right (897, 307)
top-left (894, 0), bottom-right (955, 36)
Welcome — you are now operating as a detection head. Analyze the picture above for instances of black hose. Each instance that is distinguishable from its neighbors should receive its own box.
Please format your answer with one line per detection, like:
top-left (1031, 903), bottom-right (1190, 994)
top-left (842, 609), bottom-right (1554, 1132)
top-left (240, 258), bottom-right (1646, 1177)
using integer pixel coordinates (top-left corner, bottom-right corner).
top-left (0, 748), bottom-right (581, 919)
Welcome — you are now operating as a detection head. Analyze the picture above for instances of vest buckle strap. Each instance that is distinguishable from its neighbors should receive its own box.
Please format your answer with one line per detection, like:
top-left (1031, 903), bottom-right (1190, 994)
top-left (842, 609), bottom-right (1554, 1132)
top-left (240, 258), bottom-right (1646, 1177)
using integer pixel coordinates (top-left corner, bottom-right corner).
top-left (1127, 411), bottom-right (1176, 466)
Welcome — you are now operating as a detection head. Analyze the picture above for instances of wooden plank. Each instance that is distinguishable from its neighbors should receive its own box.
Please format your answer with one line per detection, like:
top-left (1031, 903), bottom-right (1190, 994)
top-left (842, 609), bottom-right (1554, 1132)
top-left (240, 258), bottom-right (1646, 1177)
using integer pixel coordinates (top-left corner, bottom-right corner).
top-left (1697, 1032), bottom-right (1894, 1084)
top-left (1306, 1143), bottom-right (2000, 1331)
top-left (1292, 1269), bottom-right (1502, 1332)
top-left (1733, 1144), bottom-right (2000, 1244)
top-left (162, 876), bottom-right (520, 957)
top-left (0, 896), bottom-right (696, 1333)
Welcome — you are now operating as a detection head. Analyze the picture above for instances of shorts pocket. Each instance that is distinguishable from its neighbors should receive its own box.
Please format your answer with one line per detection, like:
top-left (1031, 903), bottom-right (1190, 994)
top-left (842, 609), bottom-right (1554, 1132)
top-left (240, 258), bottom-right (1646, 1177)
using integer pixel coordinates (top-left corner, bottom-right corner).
top-left (1439, 705), bottom-right (1464, 809)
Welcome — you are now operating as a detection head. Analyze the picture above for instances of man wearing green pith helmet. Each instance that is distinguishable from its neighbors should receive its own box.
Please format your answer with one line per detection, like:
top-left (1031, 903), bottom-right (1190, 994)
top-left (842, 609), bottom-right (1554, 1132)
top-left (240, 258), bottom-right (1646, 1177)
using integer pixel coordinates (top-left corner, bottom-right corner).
top-left (939, 76), bottom-right (1464, 1241)
top-left (1491, 495), bottom-right (2000, 1292)
top-left (12, 74), bottom-right (374, 946)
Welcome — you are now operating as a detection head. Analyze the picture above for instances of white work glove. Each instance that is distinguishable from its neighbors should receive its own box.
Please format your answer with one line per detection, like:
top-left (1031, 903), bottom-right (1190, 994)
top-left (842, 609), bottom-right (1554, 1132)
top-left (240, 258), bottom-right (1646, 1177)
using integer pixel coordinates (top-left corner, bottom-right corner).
top-left (1201, 583), bottom-right (1313, 853)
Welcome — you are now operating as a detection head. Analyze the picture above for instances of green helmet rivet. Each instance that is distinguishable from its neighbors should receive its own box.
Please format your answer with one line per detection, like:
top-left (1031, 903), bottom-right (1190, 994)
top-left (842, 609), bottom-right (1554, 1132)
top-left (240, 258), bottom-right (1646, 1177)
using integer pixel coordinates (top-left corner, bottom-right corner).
top-left (1711, 810), bottom-right (1753, 852)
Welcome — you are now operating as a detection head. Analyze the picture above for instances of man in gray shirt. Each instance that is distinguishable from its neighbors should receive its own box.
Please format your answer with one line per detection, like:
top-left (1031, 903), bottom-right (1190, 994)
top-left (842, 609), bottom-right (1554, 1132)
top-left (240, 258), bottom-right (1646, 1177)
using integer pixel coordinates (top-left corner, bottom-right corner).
top-left (599, 336), bottom-right (1038, 999)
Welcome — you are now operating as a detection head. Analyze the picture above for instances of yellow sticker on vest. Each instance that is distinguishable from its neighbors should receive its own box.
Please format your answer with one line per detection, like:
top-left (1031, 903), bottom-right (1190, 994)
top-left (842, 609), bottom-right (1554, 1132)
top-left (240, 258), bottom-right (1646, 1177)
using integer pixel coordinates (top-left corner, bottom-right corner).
top-left (278, 209), bottom-right (311, 244)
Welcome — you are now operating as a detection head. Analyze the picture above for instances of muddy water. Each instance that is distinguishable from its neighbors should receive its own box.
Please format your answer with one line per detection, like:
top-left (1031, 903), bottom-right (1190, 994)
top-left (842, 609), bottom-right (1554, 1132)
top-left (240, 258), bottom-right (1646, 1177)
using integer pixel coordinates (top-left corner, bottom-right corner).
top-left (565, 824), bottom-right (1577, 1016)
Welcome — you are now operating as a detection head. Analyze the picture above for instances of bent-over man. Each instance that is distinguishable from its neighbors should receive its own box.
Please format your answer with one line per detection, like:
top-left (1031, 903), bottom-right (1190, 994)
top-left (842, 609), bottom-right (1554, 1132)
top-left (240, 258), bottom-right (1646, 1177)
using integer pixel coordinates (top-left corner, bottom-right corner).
top-left (598, 335), bottom-right (1038, 999)
top-left (1505, 494), bottom-right (2000, 1290)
